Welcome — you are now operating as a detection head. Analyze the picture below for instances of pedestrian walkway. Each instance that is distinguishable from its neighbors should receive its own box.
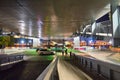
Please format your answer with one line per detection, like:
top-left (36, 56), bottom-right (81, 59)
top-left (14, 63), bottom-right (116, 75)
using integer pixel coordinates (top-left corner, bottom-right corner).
top-left (79, 46), bottom-right (120, 65)
top-left (57, 58), bottom-right (92, 80)
top-left (0, 48), bottom-right (29, 54)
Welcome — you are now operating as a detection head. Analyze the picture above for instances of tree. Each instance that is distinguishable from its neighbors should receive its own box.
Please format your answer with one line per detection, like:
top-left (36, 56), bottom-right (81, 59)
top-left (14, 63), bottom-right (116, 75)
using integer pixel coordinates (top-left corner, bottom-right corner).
top-left (0, 36), bottom-right (10, 46)
top-left (0, 36), bottom-right (11, 54)
top-left (8, 36), bottom-right (14, 47)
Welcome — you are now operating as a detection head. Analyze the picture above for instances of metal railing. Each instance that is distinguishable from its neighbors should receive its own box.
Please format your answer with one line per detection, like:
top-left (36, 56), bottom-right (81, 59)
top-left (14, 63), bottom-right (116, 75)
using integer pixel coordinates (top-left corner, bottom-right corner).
top-left (70, 53), bottom-right (120, 80)
top-left (0, 54), bottom-right (24, 71)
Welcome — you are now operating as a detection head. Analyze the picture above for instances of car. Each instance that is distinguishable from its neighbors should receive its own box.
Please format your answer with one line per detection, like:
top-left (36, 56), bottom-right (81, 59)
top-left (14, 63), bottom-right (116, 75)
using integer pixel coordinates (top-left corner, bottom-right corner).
top-left (36, 48), bottom-right (55, 55)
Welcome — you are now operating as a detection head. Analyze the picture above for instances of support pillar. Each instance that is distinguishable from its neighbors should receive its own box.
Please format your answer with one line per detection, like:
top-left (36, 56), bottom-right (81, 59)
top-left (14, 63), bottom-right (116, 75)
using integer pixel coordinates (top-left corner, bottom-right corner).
top-left (110, 0), bottom-right (120, 47)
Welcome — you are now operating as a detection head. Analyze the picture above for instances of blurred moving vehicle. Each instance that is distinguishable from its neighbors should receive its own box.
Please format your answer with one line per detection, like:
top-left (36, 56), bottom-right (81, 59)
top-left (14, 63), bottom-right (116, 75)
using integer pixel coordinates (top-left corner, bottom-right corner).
top-left (36, 48), bottom-right (55, 55)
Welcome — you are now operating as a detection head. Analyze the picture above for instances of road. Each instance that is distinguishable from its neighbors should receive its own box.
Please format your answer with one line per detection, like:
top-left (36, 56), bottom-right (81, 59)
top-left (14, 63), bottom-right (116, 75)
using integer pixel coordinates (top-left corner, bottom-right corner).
top-left (0, 56), bottom-right (53, 80)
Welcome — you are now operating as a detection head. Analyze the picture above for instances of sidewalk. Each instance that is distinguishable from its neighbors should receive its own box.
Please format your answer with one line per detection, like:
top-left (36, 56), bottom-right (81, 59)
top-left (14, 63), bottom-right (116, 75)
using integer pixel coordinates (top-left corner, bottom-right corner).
top-left (79, 46), bottom-right (120, 65)
top-left (0, 48), bottom-right (29, 54)
top-left (57, 58), bottom-right (92, 80)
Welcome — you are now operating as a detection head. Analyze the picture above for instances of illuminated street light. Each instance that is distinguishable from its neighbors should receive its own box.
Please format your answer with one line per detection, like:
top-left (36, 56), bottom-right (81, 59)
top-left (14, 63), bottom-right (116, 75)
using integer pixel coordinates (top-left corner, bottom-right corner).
top-left (21, 40), bottom-right (25, 44)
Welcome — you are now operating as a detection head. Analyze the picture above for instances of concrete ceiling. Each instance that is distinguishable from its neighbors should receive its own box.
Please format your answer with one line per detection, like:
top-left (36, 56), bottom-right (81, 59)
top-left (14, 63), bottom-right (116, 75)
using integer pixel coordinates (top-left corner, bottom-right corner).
top-left (0, 0), bottom-right (110, 38)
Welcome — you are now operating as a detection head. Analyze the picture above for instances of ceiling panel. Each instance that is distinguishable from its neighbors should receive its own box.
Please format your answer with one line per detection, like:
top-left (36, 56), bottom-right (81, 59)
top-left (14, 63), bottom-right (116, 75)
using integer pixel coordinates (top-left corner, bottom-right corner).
top-left (0, 0), bottom-right (110, 37)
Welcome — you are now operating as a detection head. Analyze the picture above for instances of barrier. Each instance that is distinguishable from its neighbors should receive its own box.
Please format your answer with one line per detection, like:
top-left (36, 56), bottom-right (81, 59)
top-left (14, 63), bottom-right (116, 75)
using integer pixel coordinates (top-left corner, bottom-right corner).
top-left (0, 54), bottom-right (24, 71)
top-left (70, 53), bottom-right (120, 80)
top-left (36, 56), bottom-right (58, 80)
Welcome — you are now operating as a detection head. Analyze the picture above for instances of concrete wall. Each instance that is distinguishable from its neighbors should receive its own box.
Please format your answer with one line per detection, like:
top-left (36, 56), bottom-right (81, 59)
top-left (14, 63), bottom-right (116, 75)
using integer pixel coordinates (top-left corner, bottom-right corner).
top-left (28, 37), bottom-right (40, 47)
top-left (73, 36), bottom-right (80, 48)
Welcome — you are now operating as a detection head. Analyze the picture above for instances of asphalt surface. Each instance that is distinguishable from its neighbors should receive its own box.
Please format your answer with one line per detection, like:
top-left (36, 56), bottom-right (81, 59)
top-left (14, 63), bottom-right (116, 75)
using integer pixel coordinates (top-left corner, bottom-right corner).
top-left (0, 56), bottom-right (52, 80)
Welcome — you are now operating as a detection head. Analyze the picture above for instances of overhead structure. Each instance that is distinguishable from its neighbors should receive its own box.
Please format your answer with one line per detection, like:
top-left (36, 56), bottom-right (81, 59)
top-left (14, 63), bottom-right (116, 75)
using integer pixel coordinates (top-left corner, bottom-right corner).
top-left (0, 0), bottom-right (110, 38)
